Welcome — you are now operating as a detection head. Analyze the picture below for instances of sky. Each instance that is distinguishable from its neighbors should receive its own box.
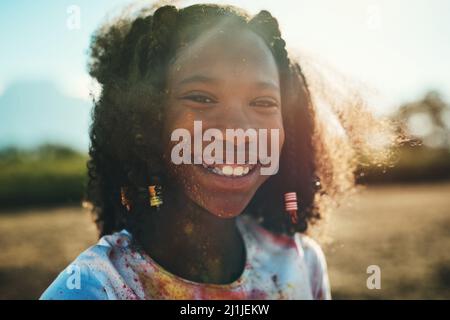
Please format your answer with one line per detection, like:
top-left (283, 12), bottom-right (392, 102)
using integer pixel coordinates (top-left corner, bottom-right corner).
top-left (1, 0), bottom-right (449, 150)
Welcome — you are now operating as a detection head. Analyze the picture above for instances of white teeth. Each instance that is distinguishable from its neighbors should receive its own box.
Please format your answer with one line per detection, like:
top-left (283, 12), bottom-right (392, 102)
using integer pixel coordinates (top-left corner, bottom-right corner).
top-left (222, 166), bottom-right (234, 176)
top-left (233, 166), bottom-right (244, 176)
top-left (201, 162), bottom-right (256, 177)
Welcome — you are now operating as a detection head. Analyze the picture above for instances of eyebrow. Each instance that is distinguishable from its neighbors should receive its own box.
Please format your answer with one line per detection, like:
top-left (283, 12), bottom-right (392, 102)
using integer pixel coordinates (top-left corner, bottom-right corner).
top-left (176, 74), bottom-right (280, 91)
top-left (176, 75), bottom-right (220, 87)
top-left (255, 80), bottom-right (280, 91)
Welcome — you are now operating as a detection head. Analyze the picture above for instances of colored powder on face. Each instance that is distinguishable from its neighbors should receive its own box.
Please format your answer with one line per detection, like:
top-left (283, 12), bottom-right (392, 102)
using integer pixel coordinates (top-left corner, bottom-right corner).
top-left (183, 222), bottom-right (194, 235)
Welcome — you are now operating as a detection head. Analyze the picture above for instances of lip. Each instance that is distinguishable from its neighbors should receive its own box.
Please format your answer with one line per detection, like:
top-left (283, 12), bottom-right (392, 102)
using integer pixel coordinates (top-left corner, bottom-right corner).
top-left (192, 162), bottom-right (261, 192)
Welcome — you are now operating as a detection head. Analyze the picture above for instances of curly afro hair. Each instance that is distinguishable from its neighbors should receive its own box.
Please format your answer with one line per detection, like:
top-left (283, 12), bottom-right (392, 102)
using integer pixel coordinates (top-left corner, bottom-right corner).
top-left (86, 3), bottom-right (390, 238)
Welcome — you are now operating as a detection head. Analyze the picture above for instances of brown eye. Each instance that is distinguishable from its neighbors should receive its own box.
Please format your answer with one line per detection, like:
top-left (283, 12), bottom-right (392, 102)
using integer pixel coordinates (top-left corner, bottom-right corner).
top-left (182, 94), bottom-right (217, 104)
top-left (250, 98), bottom-right (279, 108)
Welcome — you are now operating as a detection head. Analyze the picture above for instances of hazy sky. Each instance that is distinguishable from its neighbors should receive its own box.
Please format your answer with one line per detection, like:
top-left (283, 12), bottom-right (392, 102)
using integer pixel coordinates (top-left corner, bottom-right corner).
top-left (1, 0), bottom-right (449, 149)
top-left (1, 0), bottom-right (450, 105)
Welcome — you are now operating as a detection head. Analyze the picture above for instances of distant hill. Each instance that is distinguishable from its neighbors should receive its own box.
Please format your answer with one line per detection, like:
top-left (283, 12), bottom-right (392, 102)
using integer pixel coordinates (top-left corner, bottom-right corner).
top-left (0, 80), bottom-right (91, 151)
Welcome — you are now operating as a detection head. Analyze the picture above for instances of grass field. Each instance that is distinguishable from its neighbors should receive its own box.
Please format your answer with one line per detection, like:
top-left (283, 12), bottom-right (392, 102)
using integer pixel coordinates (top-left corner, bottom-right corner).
top-left (0, 145), bottom-right (88, 207)
top-left (0, 183), bottom-right (449, 299)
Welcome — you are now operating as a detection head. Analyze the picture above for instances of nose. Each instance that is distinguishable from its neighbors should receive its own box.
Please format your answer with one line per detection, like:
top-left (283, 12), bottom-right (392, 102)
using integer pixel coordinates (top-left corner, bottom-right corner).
top-left (216, 102), bottom-right (253, 133)
top-left (214, 103), bottom-right (258, 163)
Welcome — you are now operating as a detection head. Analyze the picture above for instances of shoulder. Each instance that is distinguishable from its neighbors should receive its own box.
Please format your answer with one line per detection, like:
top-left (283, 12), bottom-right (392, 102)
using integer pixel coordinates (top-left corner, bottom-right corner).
top-left (294, 234), bottom-right (327, 269)
top-left (40, 230), bottom-right (130, 300)
top-left (294, 234), bottom-right (331, 300)
top-left (238, 215), bottom-right (332, 299)
top-left (237, 215), bottom-right (296, 250)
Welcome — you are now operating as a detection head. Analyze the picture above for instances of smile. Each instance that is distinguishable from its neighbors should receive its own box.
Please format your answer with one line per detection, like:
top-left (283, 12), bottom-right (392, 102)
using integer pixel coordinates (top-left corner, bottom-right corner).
top-left (200, 162), bottom-right (257, 177)
top-left (191, 159), bottom-right (262, 193)
top-left (170, 121), bottom-right (281, 176)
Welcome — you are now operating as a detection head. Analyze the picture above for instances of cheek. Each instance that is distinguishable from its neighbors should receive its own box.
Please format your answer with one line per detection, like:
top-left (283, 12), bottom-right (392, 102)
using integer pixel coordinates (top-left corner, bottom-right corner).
top-left (161, 107), bottom-right (195, 158)
top-left (276, 111), bottom-right (286, 150)
top-left (268, 117), bottom-right (285, 154)
top-left (279, 127), bottom-right (286, 151)
top-left (163, 137), bottom-right (193, 187)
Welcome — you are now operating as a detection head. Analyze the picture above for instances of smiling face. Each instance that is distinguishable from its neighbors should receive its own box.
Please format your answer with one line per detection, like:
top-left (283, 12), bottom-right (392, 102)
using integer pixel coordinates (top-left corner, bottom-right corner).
top-left (162, 27), bottom-right (285, 218)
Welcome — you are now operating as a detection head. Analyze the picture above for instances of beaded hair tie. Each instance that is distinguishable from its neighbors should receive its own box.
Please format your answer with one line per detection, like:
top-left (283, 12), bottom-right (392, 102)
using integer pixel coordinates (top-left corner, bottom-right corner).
top-left (120, 177), bottom-right (163, 212)
top-left (284, 192), bottom-right (299, 224)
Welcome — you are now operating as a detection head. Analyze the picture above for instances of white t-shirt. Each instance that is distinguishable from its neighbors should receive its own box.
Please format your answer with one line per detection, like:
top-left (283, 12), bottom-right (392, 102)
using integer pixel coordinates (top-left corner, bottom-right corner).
top-left (41, 214), bottom-right (331, 300)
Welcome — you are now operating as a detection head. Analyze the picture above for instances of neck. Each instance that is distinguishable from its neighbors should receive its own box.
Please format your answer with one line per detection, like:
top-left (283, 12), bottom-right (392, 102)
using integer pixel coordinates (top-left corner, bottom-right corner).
top-left (136, 190), bottom-right (246, 284)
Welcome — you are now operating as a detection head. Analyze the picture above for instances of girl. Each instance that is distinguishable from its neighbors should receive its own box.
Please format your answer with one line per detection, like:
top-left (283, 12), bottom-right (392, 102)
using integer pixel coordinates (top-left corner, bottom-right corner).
top-left (41, 3), bottom-right (386, 300)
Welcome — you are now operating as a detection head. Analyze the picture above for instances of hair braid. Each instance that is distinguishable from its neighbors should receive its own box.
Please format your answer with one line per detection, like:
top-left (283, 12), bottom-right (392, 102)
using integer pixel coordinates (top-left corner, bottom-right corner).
top-left (86, 3), bottom-right (380, 237)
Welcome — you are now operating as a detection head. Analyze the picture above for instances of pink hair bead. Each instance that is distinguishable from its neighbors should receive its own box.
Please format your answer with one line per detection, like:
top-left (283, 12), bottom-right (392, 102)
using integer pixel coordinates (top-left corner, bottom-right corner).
top-left (284, 192), bottom-right (299, 224)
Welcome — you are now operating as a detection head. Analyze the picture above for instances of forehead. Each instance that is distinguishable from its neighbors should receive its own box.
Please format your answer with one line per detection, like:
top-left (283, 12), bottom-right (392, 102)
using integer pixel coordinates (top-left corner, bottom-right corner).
top-left (168, 27), bottom-right (280, 86)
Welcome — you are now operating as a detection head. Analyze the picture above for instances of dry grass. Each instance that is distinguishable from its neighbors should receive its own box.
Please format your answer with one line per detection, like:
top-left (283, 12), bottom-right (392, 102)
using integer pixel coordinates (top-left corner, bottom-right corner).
top-left (0, 207), bottom-right (97, 299)
top-left (325, 183), bottom-right (450, 299)
top-left (0, 183), bottom-right (449, 299)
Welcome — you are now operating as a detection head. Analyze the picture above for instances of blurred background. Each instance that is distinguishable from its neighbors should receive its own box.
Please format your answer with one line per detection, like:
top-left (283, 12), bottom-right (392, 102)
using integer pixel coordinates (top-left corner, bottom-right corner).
top-left (0, 0), bottom-right (449, 299)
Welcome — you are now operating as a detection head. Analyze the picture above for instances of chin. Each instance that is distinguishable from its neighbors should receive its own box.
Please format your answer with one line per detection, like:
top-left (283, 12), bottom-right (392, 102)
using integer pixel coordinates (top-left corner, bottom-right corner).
top-left (168, 162), bottom-right (267, 219)
top-left (194, 193), bottom-right (251, 219)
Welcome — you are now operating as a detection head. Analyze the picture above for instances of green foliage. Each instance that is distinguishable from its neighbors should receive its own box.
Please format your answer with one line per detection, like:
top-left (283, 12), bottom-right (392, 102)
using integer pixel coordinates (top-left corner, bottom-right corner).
top-left (358, 146), bottom-right (450, 183)
top-left (0, 145), bottom-right (88, 208)
top-left (359, 90), bottom-right (450, 183)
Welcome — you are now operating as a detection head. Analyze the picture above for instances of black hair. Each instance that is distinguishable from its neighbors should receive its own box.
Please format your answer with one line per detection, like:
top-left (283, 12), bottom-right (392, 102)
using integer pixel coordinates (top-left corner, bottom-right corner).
top-left (87, 3), bottom-right (382, 237)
